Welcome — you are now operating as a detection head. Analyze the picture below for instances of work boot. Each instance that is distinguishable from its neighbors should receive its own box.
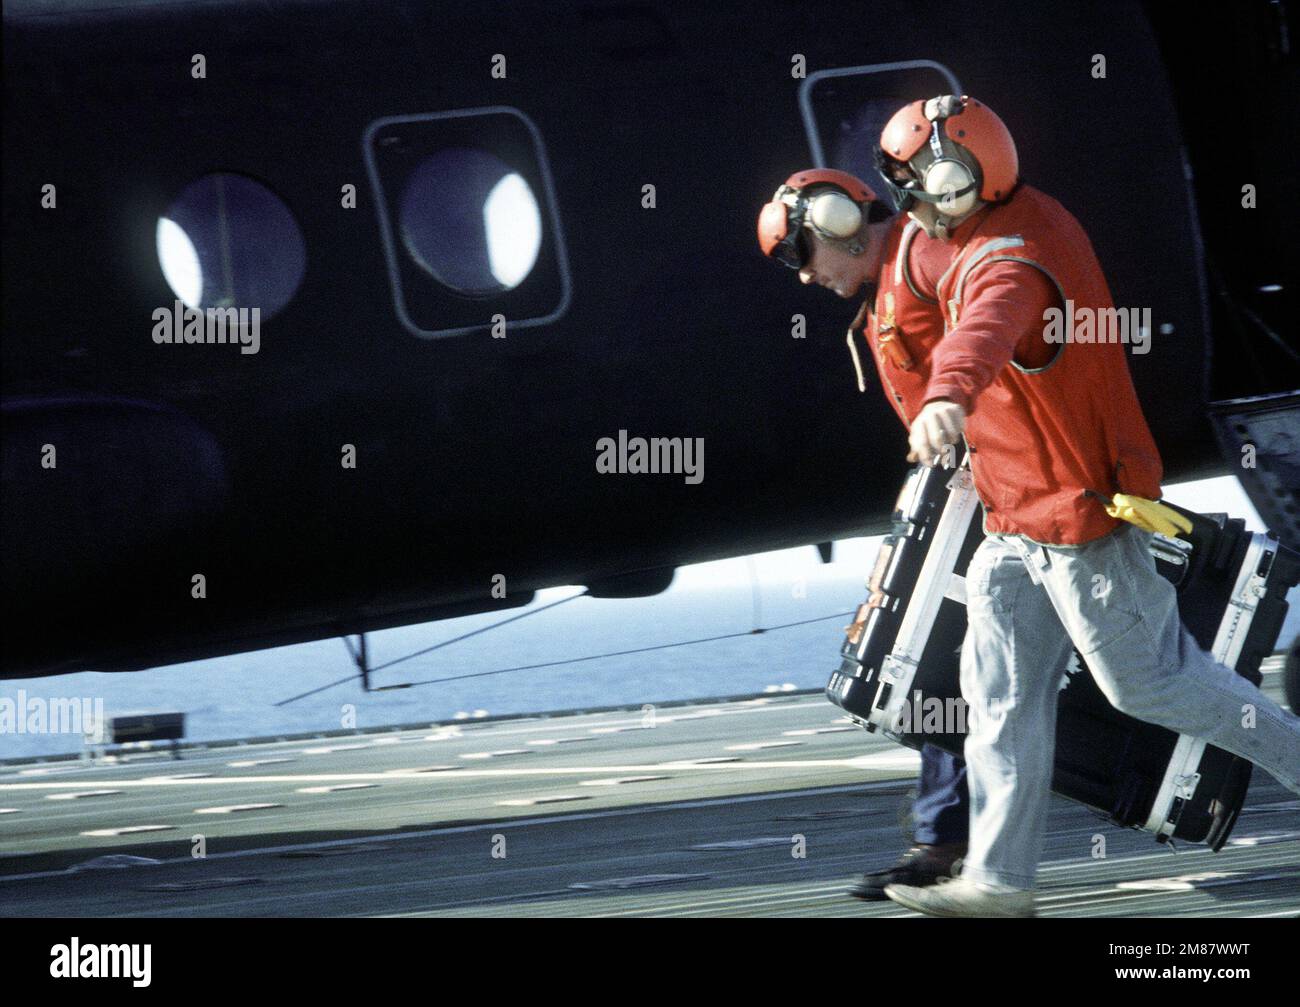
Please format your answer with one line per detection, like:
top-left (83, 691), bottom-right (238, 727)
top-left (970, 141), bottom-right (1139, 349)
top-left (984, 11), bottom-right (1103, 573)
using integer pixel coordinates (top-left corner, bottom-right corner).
top-left (848, 842), bottom-right (966, 901)
top-left (885, 876), bottom-right (1036, 918)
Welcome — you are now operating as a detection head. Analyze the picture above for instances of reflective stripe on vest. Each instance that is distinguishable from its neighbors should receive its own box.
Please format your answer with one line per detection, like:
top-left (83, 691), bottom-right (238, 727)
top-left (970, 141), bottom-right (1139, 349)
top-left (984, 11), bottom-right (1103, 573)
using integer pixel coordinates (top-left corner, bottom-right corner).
top-left (894, 220), bottom-right (937, 305)
top-left (967, 254), bottom-right (1069, 374)
top-left (945, 234), bottom-right (1025, 327)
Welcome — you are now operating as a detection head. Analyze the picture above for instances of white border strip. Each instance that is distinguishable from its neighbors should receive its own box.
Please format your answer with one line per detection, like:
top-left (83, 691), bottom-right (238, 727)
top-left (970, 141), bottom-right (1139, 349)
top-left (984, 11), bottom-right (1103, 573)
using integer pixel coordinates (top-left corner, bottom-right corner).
top-left (871, 466), bottom-right (979, 731)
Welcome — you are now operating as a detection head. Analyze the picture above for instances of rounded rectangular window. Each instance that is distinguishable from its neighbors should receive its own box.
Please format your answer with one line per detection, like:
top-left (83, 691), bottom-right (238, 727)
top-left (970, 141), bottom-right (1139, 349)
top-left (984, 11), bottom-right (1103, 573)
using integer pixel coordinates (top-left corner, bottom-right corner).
top-left (363, 107), bottom-right (571, 338)
top-left (799, 60), bottom-right (963, 198)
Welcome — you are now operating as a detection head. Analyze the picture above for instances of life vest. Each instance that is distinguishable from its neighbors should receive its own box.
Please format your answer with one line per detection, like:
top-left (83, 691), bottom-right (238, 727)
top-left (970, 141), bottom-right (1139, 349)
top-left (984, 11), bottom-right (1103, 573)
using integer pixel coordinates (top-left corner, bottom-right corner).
top-left (934, 184), bottom-right (1164, 544)
top-left (846, 216), bottom-right (945, 428)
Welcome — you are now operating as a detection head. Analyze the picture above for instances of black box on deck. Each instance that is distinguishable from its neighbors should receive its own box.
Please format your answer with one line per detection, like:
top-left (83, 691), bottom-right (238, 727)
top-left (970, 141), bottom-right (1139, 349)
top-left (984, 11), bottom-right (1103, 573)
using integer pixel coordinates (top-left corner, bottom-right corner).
top-left (826, 458), bottom-right (1299, 849)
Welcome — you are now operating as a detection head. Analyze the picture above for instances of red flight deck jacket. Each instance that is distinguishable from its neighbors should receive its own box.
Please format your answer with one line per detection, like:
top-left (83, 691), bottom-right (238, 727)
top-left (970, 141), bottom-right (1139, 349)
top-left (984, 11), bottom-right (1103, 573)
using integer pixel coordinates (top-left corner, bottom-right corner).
top-left (849, 186), bottom-right (1163, 545)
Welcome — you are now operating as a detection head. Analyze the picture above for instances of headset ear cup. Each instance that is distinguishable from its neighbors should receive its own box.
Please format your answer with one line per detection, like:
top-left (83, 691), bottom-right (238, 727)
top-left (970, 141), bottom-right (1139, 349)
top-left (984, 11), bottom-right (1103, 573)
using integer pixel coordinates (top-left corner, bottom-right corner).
top-left (923, 159), bottom-right (978, 217)
top-left (808, 191), bottom-right (863, 238)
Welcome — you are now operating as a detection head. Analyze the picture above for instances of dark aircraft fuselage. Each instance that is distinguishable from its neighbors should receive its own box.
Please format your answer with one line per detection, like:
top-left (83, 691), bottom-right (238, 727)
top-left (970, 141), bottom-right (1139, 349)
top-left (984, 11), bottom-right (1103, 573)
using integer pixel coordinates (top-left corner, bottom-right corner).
top-left (3, 0), bottom-right (1296, 677)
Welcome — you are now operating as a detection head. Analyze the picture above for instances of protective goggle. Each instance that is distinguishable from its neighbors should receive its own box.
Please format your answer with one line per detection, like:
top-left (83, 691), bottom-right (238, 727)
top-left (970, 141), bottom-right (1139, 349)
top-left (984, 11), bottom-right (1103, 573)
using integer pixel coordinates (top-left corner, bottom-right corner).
top-left (757, 186), bottom-right (813, 270)
top-left (874, 140), bottom-right (977, 213)
top-left (759, 184), bottom-right (889, 270)
top-left (873, 145), bottom-right (921, 212)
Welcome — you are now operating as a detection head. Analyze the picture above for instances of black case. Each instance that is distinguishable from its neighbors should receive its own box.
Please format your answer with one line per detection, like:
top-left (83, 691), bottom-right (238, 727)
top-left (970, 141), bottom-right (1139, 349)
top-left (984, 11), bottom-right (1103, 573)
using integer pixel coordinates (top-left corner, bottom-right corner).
top-left (827, 459), bottom-right (1299, 849)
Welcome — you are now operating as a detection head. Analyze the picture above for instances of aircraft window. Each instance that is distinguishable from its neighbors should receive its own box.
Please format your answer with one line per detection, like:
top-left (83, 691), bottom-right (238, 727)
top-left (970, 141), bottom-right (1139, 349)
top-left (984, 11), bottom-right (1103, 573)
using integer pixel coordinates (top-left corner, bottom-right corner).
top-left (399, 148), bottom-right (542, 295)
top-left (364, 107), bottom-right (571, 339)
top-left (799, 60), bottom-right (963, 195)
top-left (155, 172), bottom-right (305, 318)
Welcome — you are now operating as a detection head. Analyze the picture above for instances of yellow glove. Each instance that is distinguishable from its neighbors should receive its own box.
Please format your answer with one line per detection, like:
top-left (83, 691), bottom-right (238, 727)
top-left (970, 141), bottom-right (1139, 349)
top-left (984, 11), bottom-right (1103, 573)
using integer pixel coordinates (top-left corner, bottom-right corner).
top-left (1104, 493), bottom-right (1193, 537)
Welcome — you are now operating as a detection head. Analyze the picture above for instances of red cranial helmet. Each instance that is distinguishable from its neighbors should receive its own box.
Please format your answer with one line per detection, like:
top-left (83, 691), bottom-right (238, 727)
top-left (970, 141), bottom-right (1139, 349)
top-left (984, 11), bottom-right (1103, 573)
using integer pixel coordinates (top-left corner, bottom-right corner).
top-left (876, 95), bottom-right (1018, 216)
top-left (758, 168), bottom-right (881, 269)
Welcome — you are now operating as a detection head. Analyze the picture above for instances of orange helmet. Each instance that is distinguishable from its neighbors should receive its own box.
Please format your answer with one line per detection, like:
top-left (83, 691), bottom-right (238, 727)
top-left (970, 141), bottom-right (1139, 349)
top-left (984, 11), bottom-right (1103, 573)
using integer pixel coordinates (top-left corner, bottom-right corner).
top-left (757, 168), bottom-right (884, 269)
top-left (876, 95), bottom-right (1018, 214)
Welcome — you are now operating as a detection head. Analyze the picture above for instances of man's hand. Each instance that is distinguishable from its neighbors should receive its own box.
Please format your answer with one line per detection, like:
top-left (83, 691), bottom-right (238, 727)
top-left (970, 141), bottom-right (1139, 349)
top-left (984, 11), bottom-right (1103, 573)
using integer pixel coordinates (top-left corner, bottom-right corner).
top-left (907, 399), bottom-right (966, 467)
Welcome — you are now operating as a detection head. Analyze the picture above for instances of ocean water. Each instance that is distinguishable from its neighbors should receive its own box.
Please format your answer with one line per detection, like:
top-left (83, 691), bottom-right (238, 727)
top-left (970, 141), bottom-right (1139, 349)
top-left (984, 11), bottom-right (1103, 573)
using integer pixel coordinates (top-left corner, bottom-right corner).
top-left (1, 545), bottom-right (879, 758)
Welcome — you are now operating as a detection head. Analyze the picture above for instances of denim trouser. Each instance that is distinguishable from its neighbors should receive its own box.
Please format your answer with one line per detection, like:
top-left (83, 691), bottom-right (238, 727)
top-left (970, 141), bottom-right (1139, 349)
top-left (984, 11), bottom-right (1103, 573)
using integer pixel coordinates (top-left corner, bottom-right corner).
top-left (913, 745), bottom-right (968, 845)
top-left (959, 521), bottom-right (1300, 889)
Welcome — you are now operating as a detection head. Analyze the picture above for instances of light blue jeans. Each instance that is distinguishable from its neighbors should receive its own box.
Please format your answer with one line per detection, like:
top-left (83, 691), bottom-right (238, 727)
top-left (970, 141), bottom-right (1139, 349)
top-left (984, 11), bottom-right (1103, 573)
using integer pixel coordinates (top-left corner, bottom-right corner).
top-left (958, 521), bottom-right (1300, 890)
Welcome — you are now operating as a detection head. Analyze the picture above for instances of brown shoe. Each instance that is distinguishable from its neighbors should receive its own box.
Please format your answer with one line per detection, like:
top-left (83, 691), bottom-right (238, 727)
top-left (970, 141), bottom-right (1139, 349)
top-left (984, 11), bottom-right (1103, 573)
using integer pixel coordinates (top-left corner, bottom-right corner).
top-left (849, 843), bottom-right (966, 901)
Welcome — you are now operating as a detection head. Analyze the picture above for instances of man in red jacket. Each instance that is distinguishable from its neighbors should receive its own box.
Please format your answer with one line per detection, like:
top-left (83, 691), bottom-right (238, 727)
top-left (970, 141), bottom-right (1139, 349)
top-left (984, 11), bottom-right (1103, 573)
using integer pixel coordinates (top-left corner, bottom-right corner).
top-left (764, 95), bottom-right (1300, 918)
top-left (759, 168), bottom-right (972, 900)
top-left (873, 95), bottom-right (1300, 917)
